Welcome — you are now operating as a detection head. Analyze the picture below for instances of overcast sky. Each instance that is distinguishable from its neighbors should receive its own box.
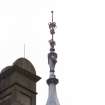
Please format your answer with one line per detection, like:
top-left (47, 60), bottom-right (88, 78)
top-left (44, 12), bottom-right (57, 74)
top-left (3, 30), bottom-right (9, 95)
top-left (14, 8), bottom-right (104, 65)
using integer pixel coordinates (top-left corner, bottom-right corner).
top-left (0, 0), bottom-right (105, 105)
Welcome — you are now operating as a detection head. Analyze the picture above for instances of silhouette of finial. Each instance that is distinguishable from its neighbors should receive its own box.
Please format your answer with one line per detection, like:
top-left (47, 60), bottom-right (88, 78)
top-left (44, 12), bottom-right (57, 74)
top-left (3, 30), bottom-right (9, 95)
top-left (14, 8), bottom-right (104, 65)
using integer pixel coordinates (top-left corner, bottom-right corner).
top-left (48, 11), bottom-right (57, 72)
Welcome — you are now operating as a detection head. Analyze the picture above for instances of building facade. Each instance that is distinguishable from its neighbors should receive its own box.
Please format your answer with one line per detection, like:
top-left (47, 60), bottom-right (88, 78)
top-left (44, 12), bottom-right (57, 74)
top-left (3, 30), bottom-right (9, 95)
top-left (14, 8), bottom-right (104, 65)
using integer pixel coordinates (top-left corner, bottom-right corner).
top-left (0, 58), bottom-right (41, 105)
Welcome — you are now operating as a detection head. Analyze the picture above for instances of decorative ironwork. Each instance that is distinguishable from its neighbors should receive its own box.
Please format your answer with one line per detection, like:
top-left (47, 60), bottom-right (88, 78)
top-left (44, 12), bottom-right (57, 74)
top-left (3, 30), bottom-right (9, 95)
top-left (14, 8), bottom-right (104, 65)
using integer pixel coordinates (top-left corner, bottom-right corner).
top-left (48, 11), bottom-right (57, 40)
top-left (48, 11), bottom-right (57, 73)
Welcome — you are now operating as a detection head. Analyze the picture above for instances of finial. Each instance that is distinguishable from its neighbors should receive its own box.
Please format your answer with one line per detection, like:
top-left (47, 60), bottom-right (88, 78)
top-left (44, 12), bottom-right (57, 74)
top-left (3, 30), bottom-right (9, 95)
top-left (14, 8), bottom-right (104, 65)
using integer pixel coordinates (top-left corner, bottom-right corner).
top-left (48, 11), bottom-right (57, 51)
top-left (48, 11), bottom-right (56, 40)
top-left (48, 11), bottom-right (57, 73)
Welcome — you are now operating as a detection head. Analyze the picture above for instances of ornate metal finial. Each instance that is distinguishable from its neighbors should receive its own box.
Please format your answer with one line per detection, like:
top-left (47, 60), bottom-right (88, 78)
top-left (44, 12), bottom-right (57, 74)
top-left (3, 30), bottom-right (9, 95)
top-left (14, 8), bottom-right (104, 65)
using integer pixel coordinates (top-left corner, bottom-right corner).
top-left (48, 11), bottom-right (57, 73)
top-left (48, 11), bottom-right (57, 52)
top-left (48, 11), bottom-right (56, 40)
top-left (46, 11), bottom-right (60, 105)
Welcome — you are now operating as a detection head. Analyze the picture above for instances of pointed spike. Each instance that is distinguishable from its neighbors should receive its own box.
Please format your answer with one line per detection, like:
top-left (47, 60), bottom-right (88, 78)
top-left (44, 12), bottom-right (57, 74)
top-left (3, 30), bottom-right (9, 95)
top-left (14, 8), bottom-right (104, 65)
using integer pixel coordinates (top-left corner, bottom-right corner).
top-left (51, 11), bottom-right (54, 22)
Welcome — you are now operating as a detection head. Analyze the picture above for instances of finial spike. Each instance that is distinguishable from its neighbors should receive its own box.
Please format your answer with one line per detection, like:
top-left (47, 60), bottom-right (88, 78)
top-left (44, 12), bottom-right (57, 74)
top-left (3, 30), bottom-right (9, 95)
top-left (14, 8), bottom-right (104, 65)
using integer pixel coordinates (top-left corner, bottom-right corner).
top-left (51, 11), bottom-right (53, 22)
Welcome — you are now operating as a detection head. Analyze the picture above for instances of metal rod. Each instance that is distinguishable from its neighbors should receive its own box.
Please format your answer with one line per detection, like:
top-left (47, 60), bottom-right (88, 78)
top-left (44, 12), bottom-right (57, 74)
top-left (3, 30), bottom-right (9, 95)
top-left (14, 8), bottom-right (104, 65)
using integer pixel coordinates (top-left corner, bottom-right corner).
top-left (51, 11), bottom-right (53, 22)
